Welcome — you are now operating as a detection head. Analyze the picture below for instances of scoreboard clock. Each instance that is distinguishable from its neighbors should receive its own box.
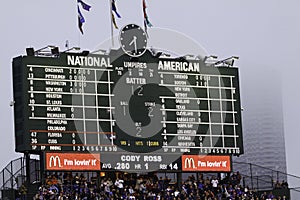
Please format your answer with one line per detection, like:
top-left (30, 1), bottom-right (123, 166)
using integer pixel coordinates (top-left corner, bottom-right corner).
top-left (120, 24), bottom-right (148, 57)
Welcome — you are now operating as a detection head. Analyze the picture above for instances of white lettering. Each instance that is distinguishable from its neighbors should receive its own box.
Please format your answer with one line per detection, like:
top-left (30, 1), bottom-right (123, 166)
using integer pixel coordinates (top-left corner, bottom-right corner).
top-left (124, 62), bottom-right (147, 68)
top-left (49, 146), bottom-right (61, 150)
top-left (158, 61), bottom-right (200, 72)
top-left (46, 94), bottom-right (62, 99)
top-left (47, 126), bottom-right (66, 131)
top-left (45, 81), bottom-right (67, 86)
top-left (126, 77), bottom-right (146, 85)
top-left (48, 139), bottom-right (58, 144)
top-left (207, 161), bottom-right (222, 167)
top-left (75, 159), bottom-right (91, 166)
top-left (45, 68), bottom-right (64, 73)
top-left (176, 105), bottom-right (186, 109)
top-left (178, 142), bottom-right (195, 147)
top-left (45, 74), bottom-right (66, 79)
top-left (67, 55), bottom-right (112, 67)
top-left (47, 113), bottom-right (66, 118)
top-left (178, 136), bottom-right (192, 140)
top-left (174, 74), bottom-right (188, 79)
top-left (47, 120), bottom-right (67, 125)
top-left (120, 155), bottom-right (140, 162)
top-left (175, 99), bottom-right (190, 104)
top-left (48, 132), bottom-right (63, 138)
top-left (47, 107), bottom-right (61, 112)
top-left (143, 156), bottom-right (162, 162)
top-left (176, 111), bottom-right (194, 116)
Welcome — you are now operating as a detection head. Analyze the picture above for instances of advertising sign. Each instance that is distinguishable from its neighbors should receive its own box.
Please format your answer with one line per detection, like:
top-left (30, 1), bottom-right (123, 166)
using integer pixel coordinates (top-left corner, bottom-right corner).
top-left (182, 155), bottom-right (231, 172)
top-left (45, 153), bottom-right (101, 171)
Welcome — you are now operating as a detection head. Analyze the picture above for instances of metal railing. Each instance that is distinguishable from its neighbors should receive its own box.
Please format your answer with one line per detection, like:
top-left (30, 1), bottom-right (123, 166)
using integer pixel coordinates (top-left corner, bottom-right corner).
top-left (0, 156), bottom-right (40, 200)
top-left (1, 158), bottom-right (299, 199)
top-left (0, 157), bottom-right (25, 190)
top-left (233, 161), bottom-right (300, 199)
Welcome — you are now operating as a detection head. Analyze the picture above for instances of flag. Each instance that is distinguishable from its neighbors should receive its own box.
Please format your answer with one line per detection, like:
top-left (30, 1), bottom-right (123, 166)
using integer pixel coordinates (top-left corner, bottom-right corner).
top-left (78, 0), bottom-right (91, 11)
top-left (78, 6), bottom-right (85, 34)
top-left (77, 0), bottom-right (91, 34)
top-left (143, 0), bottom-right (152, 34)
top-left (112, 0), bottom-right (121, 18)
top-left (78, 17), bottom-right (84, 34)
top-left (144, 17), bottom-right (153, 27)
top-left (111, 13), bottom-right (118, 29)
top-left (111, 0), bottom-right (121, 29)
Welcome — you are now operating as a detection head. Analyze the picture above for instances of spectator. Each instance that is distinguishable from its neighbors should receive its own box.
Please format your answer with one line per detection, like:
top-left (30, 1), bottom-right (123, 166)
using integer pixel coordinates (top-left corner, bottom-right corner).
top-left (158, 176), bottom-right (164, 191)
top-left (115, 177), bottom-right (124, 194)
top-left (267, 191), bottom-right (275, 200)
top-left (281, 180), bottom-right (289, 188)
top-left (211, 176), bottom-right (219, 195)
top-left (18, 183), bottom-right (27, 200)
top-left (33, 171), bottom-right (286, 200)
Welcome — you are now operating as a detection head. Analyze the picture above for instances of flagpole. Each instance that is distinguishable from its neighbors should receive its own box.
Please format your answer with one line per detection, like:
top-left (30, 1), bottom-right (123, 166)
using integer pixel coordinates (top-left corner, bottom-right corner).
top-left (109, 0), bottom-right (114, 47)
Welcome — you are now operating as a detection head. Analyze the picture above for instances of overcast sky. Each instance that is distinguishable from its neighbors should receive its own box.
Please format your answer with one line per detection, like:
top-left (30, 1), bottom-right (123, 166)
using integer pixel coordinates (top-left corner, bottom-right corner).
top-left (1, 0), bottom-right (300, 195)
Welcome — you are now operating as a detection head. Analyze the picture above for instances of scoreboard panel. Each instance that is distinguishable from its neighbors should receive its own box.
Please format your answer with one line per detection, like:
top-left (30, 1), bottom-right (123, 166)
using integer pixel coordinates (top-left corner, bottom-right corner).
top-left (12, 49), bottom-right (243, 160)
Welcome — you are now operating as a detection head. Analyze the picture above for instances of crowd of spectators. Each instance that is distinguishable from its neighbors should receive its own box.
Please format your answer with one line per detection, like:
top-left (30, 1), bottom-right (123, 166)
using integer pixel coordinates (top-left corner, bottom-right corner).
top-left (274, 180), bottom-right (289, 190)
top-left (31, 171), bottom-right (288, 200)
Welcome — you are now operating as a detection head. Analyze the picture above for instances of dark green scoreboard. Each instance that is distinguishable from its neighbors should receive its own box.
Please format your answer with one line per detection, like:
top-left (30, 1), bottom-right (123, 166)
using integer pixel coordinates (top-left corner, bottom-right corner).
top-left (12, 49), bottom-right (243, 157)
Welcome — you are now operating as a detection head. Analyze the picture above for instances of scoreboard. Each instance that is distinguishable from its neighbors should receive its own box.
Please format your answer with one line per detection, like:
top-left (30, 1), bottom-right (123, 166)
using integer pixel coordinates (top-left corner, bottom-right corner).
top-left (12, 48), bottom-right (243, 171)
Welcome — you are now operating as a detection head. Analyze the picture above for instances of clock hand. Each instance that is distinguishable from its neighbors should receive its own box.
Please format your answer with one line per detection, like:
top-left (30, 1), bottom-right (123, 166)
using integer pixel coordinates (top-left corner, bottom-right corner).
top-left (129, 36), bottom-right (137, 53)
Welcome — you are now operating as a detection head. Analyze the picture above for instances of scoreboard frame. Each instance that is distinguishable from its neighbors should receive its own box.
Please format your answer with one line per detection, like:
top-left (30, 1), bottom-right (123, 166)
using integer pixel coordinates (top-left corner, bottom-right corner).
top-left (12, 49), bottom-right (243, 172)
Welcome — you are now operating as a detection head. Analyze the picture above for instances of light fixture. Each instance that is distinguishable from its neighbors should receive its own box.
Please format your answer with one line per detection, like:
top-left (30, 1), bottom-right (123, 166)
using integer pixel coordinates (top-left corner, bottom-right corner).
top-left (176, 56), bottom-right (187, 62)
top-left (64, 47), bottom-right (81, 53)
top-left (81, 50), bottom-right (90, 56)
top-left (33, 45), bottom-right (60, 57)
top-left (203, 55), bottom-right (218, 63)
top-left (214, 56), bottom-right (239, 67)
top-left (159, 52), bottom-right (171, 58)
top-left (91, 49), bottom-right (107, 55)
top-left (150, 47), bottom-right (171, 58)
top-left (182, 54), bottom-right (199, 60)
top-left (51, 47), bottom-right (59, 56)
top-left (35, 45), bottom-right (55, 53)
top-left (26, 48), bottom-right (35, 56)
top-left (154, 51), bottom-right (163, 58)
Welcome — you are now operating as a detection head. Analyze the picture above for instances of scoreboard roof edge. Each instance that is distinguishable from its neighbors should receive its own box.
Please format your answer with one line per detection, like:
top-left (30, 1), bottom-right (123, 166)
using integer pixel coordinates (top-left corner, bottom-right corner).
top-left (20, 47), bottom-right (240, 68)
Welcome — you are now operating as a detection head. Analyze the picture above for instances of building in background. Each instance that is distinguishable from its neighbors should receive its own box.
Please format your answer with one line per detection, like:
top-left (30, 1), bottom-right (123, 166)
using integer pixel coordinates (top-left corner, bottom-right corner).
top-left (233, 68), bottom-right (287, 189)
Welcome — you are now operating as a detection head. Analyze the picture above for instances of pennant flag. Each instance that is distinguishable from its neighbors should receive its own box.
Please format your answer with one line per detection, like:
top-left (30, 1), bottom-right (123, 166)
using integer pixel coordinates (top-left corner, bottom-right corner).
top-left (77, 0), bottom-right (91, 34)
top-left (145, 17), bottom-right (153, 27)
top-left (78, 0), bottom-right (91, 11)
top-left (111, 0), bottom-right (121, 29)
top-left (78, 17), bottom-right (84, 34)
top-left (111, 13), bottom-right (119, 29)
top-left (112, 0), bottom-right (121, 18)
top-left (78, 6), bottom-right (85, 34)
top-left (143, 0), bottom-right (152, 34)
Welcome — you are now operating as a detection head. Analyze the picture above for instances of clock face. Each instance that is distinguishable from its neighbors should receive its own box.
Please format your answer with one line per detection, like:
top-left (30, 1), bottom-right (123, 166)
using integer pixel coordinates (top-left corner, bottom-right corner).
top-left (120, 24), bottom-right (148, 57)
